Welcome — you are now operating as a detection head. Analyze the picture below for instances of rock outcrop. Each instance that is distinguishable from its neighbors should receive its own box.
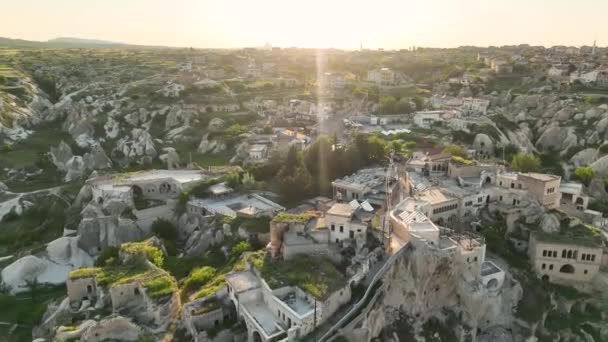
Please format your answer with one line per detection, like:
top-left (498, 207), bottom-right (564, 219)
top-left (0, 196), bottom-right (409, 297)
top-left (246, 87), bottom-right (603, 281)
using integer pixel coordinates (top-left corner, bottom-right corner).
top-left (540, 213), bottom-right (560, 233)
top-left (80, 316), bottom-right (142, 342)
top-left (569, 148), bottom-right (599, 168)
top-left (535, 126), bottom-right (578, 155)
top-left (343, 242), bottom-right (522, 341)
top-left (50, 141), bottom-right (74, 171)
top-left (1, 237), bottom-right (93, 293)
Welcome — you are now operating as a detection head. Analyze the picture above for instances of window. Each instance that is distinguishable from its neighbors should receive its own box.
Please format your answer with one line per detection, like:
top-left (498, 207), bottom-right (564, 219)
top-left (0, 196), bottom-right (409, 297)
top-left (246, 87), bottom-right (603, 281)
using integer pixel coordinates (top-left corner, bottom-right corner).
top-left (562, 250), bottom-right (567, 258)
top-left (591, 255), bottom-right (596, 262)
top-left (542, 263), bottom-right (546, 270)
top-left (511, 183), bottom-right (514, 189)
top-left (339, 226), bottom-right (344, 233)
top-left (474, 257), bottom-right (478, 262)
top-left (331, 224), bottom-right (335, 231)
top-left (499, 196), bottom-right (503, 201)
top-left (584, 270), bottom-right (588, 274)
top-left (549, 264), bottom-right (554, 270)
top-left (477, 197), bottom-right (482, 203)
top-left (553, 251), bottom-right (557, 258)
top-left (543, 250), bottom-right (547, 257)
top-left (581, 253), bottom-right (586, 260)
top-left (349, 230), bottom-right (354, 238)
top-left (134, 287), bottom-right (140, 295)
top-left (499, 181), bottom-right (503, 186)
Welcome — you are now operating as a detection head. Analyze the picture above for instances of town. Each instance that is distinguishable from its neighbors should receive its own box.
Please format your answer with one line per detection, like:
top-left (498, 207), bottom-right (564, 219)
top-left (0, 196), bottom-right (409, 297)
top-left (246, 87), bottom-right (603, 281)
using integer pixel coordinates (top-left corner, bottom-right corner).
top-left (0, 37), bottom-right (608, 342)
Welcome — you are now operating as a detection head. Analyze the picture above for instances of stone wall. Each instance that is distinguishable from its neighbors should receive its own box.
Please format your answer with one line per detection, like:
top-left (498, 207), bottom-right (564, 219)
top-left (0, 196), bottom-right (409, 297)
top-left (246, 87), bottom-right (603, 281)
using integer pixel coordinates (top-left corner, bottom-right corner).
top-left (67, 277), bottom-right (98, 305)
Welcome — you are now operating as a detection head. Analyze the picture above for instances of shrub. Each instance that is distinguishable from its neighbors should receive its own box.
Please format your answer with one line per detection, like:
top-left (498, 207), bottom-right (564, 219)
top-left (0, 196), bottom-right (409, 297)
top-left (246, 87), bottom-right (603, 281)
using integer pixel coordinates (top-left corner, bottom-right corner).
top-left (95, 247), bottom-right (119, 267)
top-left (511, 153), bottom-right (541, 173)
top-left (442, 144), bottom-right (468, 158)
top-left (231, 241), bottom-right (251, 258)
top-left (183, 266), bottom-right (217, 292)
top-left (573, 167), bottom-right (595, 186)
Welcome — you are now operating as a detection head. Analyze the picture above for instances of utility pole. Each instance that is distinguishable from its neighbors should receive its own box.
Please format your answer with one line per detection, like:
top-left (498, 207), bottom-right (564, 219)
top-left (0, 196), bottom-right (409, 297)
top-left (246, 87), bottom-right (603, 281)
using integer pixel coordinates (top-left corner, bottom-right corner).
top-left (313, 298), bottom-right (317, 342)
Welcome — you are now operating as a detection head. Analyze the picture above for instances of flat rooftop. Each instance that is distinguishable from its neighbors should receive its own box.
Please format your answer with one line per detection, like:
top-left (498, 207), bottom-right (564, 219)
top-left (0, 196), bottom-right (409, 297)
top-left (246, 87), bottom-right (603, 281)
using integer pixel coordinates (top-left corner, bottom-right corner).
top-left (91, 169), bottom-right (207, 190)
top-left (559, 182), bottom-right (583, 195)
top-left (279, 291), bottom-right (314, 316)
top-left (225, 270), bottom-right (260, 293)
top-left (326, 203), bottom-right (355, 217)
top-left (189, 193), bottom-right (285, 216)
top-left (520, 172), bottom-right (560, 182)
top-left (332, 168), bottom-right (386, 191)
top-left (243, 301), bottom-right (283, 336)
top-left (418, 188), bottom-right (453, 205)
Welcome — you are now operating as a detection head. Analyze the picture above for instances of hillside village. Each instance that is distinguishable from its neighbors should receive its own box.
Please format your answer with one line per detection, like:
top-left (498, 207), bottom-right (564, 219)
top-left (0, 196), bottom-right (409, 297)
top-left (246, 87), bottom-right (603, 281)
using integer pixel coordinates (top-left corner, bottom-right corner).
top-left (0, 41), bottom-right (607, 342)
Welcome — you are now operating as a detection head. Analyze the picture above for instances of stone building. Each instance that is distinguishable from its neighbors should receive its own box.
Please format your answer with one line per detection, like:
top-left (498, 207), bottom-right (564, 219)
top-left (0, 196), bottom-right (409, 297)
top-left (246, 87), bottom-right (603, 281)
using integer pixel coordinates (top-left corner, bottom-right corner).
top-left (528, 233), bottom-right (604, 284)
top-left (496, 172), bottom-right (561, 209)
top-left (225, 266), bottom-right (350, 342)
top-left (325, 203), bottom-right (368, 244)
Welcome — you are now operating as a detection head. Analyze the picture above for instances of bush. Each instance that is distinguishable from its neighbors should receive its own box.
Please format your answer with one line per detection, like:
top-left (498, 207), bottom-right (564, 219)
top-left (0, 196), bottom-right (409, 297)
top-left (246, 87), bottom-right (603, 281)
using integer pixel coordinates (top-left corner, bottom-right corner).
top-left (231, 241), bottom-right (251, 258)
top-left (573, 167), bottom-right (595, 186)
top-left (443, 144), bottom-right (468, 158)
top-left (511, 153), bottom-right (541, 173)
top-left (183, 266), bottom-right (217, 292)
top-left (95, 247), bottom-right (119, 267)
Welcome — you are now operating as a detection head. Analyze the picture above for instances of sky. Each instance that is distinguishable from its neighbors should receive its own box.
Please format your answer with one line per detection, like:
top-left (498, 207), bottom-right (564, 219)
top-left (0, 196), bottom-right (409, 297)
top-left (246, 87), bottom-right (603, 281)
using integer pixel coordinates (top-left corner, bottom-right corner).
top-left (1, 0), bottom-right (607, 49)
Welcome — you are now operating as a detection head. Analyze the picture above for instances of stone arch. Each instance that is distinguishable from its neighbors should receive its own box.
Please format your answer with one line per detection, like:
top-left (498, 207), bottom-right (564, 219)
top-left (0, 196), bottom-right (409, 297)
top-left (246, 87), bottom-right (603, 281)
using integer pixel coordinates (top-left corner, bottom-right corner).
top-left (159, 182), bottom-right (172, 194)
top-left (485, 176), bottom-right (492, 184)
top-left (486, 278), bottom-right (498, 289)
top-left (559, 264), bottom-right (575, 274)
top-left (132, 185), bottom-right (143, 196)
top-left (253, 331), bottom-right (263, 342)
top-left (576, 197), bottom-right (584, 205)
top-left (447, 214), bottom-right (458, 227)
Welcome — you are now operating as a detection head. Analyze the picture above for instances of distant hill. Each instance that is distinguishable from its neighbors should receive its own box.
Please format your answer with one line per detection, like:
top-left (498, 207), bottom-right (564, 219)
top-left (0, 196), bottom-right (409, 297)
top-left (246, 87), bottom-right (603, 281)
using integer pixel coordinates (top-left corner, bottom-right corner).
top-left (0, 36), bottom-right (170, 49)
top-left (47, 37), bottom-right (124, 46)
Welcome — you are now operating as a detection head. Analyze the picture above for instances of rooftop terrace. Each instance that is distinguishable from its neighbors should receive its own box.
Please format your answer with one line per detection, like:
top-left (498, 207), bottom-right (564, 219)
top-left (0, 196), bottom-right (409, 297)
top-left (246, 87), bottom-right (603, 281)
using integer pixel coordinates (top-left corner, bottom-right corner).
top-left (279, 291), bottom-right (315, 316)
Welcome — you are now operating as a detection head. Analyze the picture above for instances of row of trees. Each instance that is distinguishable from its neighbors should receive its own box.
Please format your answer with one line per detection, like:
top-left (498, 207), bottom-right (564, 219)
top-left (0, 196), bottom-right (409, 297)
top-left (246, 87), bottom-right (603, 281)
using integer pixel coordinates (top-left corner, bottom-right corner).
top-left (252, 133), bottom-right (392, 205)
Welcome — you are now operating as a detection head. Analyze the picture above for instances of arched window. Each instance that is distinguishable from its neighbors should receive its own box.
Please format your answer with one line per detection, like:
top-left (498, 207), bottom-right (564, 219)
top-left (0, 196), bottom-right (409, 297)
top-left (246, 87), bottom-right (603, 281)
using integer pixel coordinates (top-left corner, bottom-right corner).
top-left (559, 264), bottom-right (575, 274)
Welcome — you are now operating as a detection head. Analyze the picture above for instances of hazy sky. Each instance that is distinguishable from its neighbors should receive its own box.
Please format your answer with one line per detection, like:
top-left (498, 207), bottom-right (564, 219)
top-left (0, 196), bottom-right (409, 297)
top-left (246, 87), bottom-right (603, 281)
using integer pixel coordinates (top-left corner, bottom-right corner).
top-left (2, 0), bottom-right (606, 49)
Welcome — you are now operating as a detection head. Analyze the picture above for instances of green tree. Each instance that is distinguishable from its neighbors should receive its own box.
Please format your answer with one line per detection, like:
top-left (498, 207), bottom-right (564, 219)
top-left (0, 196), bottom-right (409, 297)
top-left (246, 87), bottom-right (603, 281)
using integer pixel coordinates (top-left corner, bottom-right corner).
top-left (443, 144), bottom-right (468, 159)
top-left (498, 143), bottom-right (520, 162)
top-left (231, 241), bottom-right (251, 257)
top-left (574, 167), bottom-right (595, 186)
top-left (95, 246), bottom-right (119, 267)
top-left (151, 218), bottom-right (178, 241)
top-left (379, 96), bottom-right (397, 114)
top-left (511, 153), bottom-right (541, 173)
top-left (395, 98), bottom-right (413, 113)
top-left (412, 96), bottom-right (425, 111)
